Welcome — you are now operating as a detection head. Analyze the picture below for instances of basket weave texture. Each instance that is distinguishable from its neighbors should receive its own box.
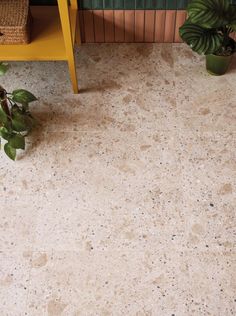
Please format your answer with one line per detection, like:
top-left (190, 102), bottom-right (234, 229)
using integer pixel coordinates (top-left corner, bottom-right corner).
top-left (0, 0), bottom-right (31, 44)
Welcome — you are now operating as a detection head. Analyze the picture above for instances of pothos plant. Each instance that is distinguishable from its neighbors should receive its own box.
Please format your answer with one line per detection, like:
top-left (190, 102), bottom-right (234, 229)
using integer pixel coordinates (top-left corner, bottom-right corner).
top-left (179, 0), bottom-right (236, 56)
top-left (0, 62), bottom-right (37, 160)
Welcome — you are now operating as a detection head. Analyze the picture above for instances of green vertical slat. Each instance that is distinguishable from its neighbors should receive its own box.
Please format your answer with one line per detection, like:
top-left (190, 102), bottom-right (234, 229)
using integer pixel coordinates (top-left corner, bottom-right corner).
top-left (166, 0), bottom-right (176, 9)
top-left (104, 0), bottom-right (113, 9)
top-left (114, 0), bottom-right (124, 9)
top-left (80, 0), bottom-right (84, 9)
top-left (81, 0), bottom-right (92, 9)
top-left (156, 0), bottom-right (166, 9)
top-left (177, 0), bottom-right (188, 9)
top-left (145, 0), bottom-right (157, 9)
top-left (135, 0), bottom-right (145, 9)
top-left (125, 0), bottom-right (136, 9)
top-left (148, 0), bottom-right (166, 10)
top-left (92, 0), bottom-right (103, 9)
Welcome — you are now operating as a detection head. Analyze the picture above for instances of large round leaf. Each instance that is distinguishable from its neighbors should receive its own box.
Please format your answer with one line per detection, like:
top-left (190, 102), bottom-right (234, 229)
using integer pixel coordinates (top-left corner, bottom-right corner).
top-left (179, 21), bottom-right (224, 55)
top-left (228, 5), bottom-right (236, 31)
top-left (187, 0), bottom-right (231, 28)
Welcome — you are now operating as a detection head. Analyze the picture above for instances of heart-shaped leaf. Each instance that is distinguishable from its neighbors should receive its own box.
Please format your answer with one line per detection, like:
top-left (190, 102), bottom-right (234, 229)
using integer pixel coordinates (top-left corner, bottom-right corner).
top-left (12, 110), bottom-right (34, 132)
top-left (12, 116), bottom-right (28, 132)
top-left (4, 143), bottom-right (16, 160)
top-left (0, 127), bottom-right (12, 141)
top-left (12, 89), bottom-right (37, 104)
top-left (8, 134), bottom-right (25, 149)
top-left (0, 106), bottom-right (8, 124)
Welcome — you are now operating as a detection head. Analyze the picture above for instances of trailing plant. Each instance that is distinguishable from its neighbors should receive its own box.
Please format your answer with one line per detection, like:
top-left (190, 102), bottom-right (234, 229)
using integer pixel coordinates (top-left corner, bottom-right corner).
top-left (0, 62), bottom-right (37, 160)
top-left (179, 0), bottom-right (236, 56)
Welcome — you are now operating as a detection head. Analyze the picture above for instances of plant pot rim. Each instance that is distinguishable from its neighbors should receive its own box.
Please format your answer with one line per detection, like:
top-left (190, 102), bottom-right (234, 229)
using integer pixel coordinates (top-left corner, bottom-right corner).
top-left (207, 53), bottom-right (234, 58)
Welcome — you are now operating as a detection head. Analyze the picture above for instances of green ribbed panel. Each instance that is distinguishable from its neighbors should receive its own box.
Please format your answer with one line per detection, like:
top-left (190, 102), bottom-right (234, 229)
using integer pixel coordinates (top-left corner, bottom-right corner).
top-left (92, 0), bottom-right (103, 9)
top-left (81, 0), bottom-right (92, 9)
top-left (113, 0), bottom-right (124, 9)
top-left (125, 0), bottom-right (136, 9)
top-left (103, 0), bottom-right (113, 9)
top-left (30, 0), bottom-right (236, 8)
top-left (146, 1), bottom-right (157, 9)
top-left (166, 0), bottom-right (176, 9)
top-left (135, 0), bottom-right (145, 9)
top-left (177, 0), bottom-right (188, 9)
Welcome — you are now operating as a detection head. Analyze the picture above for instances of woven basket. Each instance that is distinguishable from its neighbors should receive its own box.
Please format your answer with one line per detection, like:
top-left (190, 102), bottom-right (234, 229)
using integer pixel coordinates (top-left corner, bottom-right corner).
top-left (0, 0), bottom-right (32, 45)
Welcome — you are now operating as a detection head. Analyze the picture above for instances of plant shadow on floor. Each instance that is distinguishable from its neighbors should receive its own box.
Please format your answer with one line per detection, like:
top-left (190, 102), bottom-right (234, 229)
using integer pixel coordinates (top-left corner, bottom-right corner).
top-left (17, 107), bottom-right (115, 160)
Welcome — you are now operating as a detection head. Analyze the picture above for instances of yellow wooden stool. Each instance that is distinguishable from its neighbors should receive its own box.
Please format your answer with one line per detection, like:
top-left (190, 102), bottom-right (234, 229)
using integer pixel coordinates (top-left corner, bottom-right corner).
top-left (0, 0), bottom-right (80, 93)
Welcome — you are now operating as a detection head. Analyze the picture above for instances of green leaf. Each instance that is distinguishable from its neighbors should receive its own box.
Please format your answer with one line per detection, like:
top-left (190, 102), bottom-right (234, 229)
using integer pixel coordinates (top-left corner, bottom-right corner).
top-left (0, 63), bottom-right (8, 76)
top-left (179, 20), bottom-right (224, 55)
top-left (187, 0), bottom-right (231, 29)
top-left (8, 134), bottom-right (25, 149)
top-left (230, 23), bottom-right (236, 32)
top-left (12, 111), bottom-right (33, 132)
top-left (0, 106), bottom-right (8, 124)
top-left (12, 116), bottom-right (28, 132)
top-left (0, 127), bottom-right (12, 141)
top-left (228, 5), bottom-right (236, 28)
top-left (12, 89), bottom-right (37, 104)
top-left (4, 143), bottom-right (16, 160)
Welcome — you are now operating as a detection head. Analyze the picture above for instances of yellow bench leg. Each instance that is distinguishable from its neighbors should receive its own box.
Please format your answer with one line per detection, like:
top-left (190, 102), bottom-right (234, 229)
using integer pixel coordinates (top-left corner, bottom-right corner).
top-left (68, 57), bottom-right (79, 94)
top-left (58, 0), bottom-right (78, 93)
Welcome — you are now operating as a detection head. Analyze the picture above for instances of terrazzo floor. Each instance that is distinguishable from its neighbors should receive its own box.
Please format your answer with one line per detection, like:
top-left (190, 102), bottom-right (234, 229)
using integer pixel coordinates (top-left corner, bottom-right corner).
top-left (0, 44), bottom-right (236, 316)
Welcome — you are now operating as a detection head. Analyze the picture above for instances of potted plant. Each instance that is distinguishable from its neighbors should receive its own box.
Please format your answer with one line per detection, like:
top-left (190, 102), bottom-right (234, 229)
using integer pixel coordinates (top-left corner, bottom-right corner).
top-left (0, 62), bottom-right (37, 160)
top-left (179, 0), bottom-right (236, 75)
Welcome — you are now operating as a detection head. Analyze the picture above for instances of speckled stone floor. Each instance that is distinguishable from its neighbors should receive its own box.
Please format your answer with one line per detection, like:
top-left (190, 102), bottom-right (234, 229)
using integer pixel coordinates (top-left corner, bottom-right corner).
top-left (0, 44), bottom-right (236, 316)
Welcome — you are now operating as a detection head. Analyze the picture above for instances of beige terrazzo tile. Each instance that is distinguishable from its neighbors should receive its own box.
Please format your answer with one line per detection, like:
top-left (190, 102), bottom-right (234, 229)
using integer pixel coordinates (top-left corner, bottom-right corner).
top-left (25, 250), bottom-right (236, 316)
top-left (0, 44), bottom-right (236, 315)
top-left (0, 128), bottom-right (179, 194)
top-left (0, 195), bottom-right (39, 251)
top-left (24, 130), bottom-right (182, 252)
top-left (175, 130), bottom-right (236, 252)
top-left (0, 252), bottom-right (31, 316)
top-left (173, 45), bottom-right (236, 132)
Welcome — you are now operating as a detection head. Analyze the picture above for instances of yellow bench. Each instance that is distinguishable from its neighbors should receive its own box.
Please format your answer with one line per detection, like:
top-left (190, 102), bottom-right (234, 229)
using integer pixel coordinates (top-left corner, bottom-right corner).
top-left (0, 0), bottom-right (80, 93)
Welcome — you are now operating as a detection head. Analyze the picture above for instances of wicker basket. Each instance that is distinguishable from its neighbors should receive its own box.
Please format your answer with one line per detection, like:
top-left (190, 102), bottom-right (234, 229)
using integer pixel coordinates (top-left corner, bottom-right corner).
top-left (0, 0), bottom-right (32, 45)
